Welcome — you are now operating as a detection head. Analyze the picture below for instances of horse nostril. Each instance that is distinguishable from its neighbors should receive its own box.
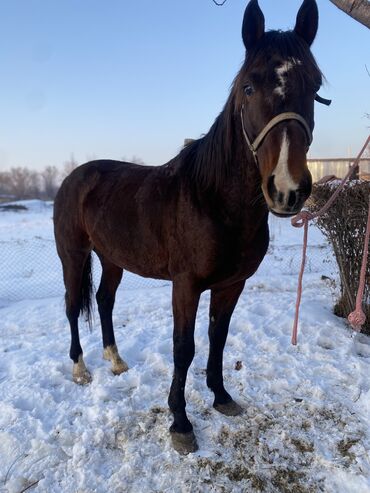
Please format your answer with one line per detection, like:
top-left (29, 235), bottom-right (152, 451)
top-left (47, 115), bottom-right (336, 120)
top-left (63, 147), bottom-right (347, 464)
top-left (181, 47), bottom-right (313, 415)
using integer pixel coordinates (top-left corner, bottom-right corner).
top-left (297, 178), bottom-right (312, 199)
top-left (267, 176), bottom-right (277, 201)
top-left (288, 191), bottom-right (297, 208)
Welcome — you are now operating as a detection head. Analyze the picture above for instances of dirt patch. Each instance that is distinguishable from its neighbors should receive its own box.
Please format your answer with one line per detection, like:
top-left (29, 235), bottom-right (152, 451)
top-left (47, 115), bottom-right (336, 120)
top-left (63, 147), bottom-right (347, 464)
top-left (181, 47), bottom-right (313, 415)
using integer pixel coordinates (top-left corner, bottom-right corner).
top-left (196, 414), bottom-right (319, 492)
top-left (337, 436), bottom-right (363, 465)
top-left (192, 400), bottom-right (365, 492)
top-left (198, 457), bottom-right (266, 491)
top-left (291, 438), bottom-right (315, 454)
top-left (109, 401), bottom-right (365, 492)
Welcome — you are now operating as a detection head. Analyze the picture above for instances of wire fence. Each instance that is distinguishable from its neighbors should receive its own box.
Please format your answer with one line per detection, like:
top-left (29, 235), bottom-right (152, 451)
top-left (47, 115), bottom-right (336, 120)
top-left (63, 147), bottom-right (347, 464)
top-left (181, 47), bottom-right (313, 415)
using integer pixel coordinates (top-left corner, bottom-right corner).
top-left (0, 208), bottom-right (336, 304)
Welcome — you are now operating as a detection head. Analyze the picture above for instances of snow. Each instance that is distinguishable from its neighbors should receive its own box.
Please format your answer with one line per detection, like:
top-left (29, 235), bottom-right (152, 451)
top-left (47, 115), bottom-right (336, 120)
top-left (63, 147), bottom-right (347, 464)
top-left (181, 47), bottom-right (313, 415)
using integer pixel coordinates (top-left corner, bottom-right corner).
top-left (1, 201), bottom-right (370, 492)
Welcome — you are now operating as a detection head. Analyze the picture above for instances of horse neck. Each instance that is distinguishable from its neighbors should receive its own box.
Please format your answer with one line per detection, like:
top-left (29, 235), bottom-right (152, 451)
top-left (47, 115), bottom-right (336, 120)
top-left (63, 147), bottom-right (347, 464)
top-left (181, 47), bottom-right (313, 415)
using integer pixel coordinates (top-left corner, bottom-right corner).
top-left (201, 102), bottom-right (264, 212)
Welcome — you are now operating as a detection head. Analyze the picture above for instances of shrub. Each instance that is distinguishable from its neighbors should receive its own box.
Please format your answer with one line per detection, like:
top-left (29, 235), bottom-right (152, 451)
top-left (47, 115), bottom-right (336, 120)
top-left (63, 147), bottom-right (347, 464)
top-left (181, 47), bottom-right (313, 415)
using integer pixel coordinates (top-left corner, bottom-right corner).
top-left (309, 180), bottom-right (370, 334)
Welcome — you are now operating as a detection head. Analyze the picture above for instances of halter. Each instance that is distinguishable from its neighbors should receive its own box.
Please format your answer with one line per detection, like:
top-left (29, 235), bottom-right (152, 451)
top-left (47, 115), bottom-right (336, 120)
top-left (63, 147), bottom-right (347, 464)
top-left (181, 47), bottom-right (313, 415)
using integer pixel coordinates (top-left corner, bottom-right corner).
top-left (240, 104), bottom-right (313, 166)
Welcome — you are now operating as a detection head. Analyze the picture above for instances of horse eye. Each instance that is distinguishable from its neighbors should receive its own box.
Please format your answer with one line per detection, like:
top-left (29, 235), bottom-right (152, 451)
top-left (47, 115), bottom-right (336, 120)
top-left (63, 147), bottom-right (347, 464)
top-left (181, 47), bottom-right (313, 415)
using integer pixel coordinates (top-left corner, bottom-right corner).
top-left (243, 84), bottom-right (254, 96)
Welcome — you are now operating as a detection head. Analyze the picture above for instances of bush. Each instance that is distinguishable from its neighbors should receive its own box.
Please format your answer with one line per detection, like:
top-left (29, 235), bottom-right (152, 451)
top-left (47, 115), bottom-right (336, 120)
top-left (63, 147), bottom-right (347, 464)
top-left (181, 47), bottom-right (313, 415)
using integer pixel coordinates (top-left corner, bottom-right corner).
top-left (309, 180), bottom-right (370, 335)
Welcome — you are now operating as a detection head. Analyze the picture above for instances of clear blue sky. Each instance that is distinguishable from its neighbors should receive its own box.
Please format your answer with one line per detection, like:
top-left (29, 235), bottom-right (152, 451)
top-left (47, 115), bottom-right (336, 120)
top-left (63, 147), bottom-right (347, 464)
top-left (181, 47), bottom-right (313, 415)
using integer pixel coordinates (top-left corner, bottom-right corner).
top-left (0, 0), bottom-right (369, 171)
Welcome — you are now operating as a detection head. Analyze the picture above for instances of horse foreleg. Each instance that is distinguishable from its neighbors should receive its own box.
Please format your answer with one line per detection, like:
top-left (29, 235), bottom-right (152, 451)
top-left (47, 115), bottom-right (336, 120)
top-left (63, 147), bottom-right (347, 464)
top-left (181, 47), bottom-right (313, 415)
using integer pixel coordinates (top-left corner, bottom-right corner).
top-left (168, 276), bottom-right (200, 455)
top-left (207, 280), bottom-right (245, 416)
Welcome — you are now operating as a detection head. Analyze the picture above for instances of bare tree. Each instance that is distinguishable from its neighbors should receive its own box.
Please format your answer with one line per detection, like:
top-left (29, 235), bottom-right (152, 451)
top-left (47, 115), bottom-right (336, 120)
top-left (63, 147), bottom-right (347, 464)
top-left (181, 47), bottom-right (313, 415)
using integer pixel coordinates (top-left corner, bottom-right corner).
top-left (41, 165), bottom-right (59, 199)
top-left (0, 171), bottom-right (12, 198)
top-left (328, 0), bottom-right (370, 28)
top-left (63, 154), bottom-right (79, 178)
top-left (28, 170), bottom-right (41, 198)
top-left (130, 155), bottom-right (145, 165)
top-left (7, 167), bottom-right (41, 199)
top-left (121, 155), bottom-right (146, 165)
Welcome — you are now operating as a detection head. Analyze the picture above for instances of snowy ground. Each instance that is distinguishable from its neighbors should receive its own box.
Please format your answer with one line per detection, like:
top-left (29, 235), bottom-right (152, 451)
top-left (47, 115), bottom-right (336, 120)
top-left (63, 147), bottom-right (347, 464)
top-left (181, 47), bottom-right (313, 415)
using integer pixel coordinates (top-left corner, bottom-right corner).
top-left (1, 201), bottom-right (370, 493)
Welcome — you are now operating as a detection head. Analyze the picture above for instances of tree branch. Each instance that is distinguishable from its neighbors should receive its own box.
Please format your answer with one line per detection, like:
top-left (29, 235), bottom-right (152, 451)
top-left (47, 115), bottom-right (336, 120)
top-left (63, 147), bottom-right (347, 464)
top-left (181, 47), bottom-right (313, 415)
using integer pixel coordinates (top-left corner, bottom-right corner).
top-left (329, 0), bottom-right (370, 28)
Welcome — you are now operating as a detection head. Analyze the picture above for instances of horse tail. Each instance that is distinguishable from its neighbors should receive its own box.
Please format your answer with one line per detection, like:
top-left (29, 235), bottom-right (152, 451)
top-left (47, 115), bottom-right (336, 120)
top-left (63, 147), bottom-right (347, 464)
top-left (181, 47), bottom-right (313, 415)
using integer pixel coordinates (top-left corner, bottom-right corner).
top-left (80, 252), bottom-right (94, 328)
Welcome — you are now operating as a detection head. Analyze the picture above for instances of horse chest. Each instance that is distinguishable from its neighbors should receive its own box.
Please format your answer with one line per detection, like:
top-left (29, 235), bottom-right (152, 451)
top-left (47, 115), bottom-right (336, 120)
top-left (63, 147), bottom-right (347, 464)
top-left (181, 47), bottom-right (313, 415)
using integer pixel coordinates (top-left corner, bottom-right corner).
top-left (237, 238), bottom-right (269, 278)
top-left (205, 219), bottom-right (269, 288)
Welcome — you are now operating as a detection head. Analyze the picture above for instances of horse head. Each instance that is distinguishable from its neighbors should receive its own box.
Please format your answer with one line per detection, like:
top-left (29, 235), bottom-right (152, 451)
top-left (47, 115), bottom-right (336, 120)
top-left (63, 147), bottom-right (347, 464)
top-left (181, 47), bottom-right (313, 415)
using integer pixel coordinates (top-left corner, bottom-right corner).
top-left (237, 0), bottom-right (323, 217)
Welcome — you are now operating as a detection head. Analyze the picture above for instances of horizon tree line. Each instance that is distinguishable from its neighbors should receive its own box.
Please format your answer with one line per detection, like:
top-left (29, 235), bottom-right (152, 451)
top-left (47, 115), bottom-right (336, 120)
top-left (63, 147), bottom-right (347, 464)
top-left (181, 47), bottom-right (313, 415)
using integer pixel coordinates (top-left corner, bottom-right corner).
top-left (0, 155), bottom-right (145, 201)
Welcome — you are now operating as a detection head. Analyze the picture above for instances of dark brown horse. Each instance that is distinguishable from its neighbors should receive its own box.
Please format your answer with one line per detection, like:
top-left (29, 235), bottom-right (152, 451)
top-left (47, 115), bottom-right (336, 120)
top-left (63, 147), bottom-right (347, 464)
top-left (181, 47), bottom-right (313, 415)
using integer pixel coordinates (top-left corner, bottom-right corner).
top-left (54, 0), bottom-right (324, 454)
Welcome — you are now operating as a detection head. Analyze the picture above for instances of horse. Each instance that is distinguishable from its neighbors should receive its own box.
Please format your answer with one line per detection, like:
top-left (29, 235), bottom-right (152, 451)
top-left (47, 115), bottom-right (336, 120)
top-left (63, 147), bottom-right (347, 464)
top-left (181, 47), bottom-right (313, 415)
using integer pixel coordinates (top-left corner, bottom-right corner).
top-left (54, 0), bottom-right (324, 454)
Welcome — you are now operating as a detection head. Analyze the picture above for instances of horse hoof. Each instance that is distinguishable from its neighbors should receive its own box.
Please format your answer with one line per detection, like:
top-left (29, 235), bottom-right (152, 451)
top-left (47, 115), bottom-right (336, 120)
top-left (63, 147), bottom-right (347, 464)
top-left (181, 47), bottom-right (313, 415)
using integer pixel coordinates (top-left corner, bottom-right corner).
top-left (73, 356), bottom-right (92, 385)
top-left (103, 345), bottom-right (129, 375)
top-left (73, 370), bottom-right (92, 385)
top-left (214, 400), bottom-right (243, 416)
top-left (111, 361), bottom-right (129, 375)
top-left (170, 431), bottom-right (198, 455)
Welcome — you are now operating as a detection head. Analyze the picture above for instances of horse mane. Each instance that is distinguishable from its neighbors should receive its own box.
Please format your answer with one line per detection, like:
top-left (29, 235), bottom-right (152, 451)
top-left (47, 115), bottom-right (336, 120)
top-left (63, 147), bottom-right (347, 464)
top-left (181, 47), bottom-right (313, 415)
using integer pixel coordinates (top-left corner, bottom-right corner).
top-left (177, 100), bottom-right (237, 191)
top-left (176, 30), bottom-right (323, 192)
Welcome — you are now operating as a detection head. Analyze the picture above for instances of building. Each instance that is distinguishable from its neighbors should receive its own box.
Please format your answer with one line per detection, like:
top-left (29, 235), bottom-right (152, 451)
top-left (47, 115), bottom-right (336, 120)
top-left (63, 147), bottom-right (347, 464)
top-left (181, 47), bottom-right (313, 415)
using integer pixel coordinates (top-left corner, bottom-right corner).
top-left (307, 158), bottom-right (370, 183)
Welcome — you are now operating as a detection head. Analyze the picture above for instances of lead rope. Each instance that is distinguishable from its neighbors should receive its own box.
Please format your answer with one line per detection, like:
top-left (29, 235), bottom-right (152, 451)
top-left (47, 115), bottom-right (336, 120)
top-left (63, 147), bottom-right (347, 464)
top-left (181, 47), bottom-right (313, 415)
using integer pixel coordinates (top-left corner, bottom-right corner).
top-left (291, 135), bottom-right (370, 345)
top-left (347, 200), bottom-right (370, 331)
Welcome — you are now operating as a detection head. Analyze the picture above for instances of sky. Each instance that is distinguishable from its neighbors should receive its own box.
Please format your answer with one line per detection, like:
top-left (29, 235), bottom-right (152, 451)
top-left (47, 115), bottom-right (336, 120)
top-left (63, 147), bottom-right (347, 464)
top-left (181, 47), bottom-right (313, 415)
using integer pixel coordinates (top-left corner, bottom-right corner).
top-left (0, 0), bottom-right (369, 171)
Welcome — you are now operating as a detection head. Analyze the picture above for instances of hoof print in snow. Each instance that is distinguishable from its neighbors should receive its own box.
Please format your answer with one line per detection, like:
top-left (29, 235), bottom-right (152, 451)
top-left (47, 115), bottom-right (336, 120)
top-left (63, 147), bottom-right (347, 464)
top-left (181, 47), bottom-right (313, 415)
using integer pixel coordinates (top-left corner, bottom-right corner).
top-left (170, 431), bottom-right (198, 455)
top-left (214, 400), bottom-right (243, 417)
top-left (317, 336), bottom-right (335, 350)
top-left (355, 343), bottom-right (370, 358)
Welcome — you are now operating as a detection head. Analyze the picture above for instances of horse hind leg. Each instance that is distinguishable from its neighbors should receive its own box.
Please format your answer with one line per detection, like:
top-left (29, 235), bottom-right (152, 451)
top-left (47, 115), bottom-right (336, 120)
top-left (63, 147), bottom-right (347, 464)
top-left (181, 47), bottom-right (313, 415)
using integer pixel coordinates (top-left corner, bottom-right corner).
top-left (96, 254), bottom-right (128, 375)
top-left (103, 344), bottom-right (128, 375)
top-left (61, 249), bottom-right (94, 385)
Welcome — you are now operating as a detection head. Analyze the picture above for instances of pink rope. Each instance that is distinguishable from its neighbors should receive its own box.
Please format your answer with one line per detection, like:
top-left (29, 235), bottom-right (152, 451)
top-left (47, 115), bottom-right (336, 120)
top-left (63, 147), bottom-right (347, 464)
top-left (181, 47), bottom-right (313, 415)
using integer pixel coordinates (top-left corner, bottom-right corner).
top-left (291, 135), bottom-right (370, 345)
top-left (348, 200), bottom-right (370, 331)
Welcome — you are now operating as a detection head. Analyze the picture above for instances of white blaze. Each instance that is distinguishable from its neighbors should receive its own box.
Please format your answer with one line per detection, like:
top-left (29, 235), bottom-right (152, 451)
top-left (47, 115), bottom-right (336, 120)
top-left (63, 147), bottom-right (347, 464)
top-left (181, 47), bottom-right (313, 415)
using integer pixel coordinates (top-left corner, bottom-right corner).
top-left (273, 130), bottom-right (298, 196)
top-left (274, 57), bottom-right (302, 98)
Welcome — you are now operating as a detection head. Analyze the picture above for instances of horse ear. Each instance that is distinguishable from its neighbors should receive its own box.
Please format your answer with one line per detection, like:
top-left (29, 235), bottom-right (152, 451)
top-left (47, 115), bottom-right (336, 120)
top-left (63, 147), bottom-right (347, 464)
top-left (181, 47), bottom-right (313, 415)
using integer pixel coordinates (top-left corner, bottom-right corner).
top-left (242, 0), bottom-right (265, 51)
top-left (294, 0), bottom-right (318, 46)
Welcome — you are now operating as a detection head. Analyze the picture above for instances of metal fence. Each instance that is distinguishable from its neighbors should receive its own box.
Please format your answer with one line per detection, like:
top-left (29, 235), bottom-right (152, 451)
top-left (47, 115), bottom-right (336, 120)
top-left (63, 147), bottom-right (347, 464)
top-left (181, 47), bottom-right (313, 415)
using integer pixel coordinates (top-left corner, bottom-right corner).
top-left (0, 209), bottom-right (336, 304)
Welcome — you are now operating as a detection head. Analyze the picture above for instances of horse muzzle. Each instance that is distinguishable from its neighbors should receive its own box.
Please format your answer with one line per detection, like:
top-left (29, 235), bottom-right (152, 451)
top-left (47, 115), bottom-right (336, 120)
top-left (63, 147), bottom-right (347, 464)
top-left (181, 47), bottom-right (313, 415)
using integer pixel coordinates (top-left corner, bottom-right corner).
top-left (265, 174), bottom-right (312, 217)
